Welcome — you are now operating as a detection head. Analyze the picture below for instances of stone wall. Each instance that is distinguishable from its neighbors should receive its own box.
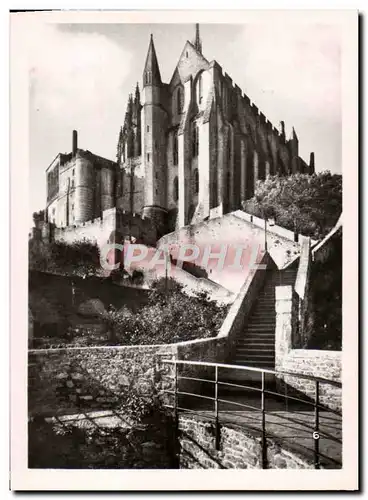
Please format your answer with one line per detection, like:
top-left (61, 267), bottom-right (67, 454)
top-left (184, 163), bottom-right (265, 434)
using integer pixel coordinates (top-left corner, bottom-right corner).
top-left (275, 285), bottom-right (342, 412)
top-left (178, 416), bottom-right (314, 469)
top-left (28, 344), bottom-right (177, 417)
top-left (28, 335), bottom-right (230, 417)
top-left (277, 349), bottom-right (342, 412)
top-left (158, 212), bottom-right (300, 294)
top-left (54, 207), bottom-right (157, 255)
top-left (54, 207), bottom-right (118, 253)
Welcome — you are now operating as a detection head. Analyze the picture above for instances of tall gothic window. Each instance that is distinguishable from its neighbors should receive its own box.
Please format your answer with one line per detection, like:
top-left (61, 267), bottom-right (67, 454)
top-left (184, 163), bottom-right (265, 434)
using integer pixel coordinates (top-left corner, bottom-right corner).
top-left (194, 169), bottom-right (199, 194)
top-left (192, 123), bottom-right (199, 157)
top-left (223, 85), bottom-right (227, 114)
top-left (145, 71), bottom-right (152, 85)
top-left (173, 176), bottom-right (179, 202)
top-left (197, 74), bottom-right (203, 104)
top-left (177, 87), bottom-right (183, 115)
top-left (173, 133), bottom-right (178, 165)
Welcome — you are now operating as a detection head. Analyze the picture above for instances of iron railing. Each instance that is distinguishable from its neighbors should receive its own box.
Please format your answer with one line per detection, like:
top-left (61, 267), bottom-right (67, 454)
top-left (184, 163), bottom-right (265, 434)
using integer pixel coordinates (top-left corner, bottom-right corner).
top-left (162, 359), bottom-right (342, 469)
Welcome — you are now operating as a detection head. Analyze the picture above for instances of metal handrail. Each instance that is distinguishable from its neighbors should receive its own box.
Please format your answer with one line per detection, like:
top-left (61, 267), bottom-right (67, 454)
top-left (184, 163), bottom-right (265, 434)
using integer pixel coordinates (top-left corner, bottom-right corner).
top-left (162, 359), bottom-right (342, 470)
top-left (163, 358), bottom-right (342, 387)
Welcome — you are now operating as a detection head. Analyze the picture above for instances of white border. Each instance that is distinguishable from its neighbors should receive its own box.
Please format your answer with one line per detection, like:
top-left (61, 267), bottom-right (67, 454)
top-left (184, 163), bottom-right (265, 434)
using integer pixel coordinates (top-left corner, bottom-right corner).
top-left (9, 8), bottom-right (359, 492)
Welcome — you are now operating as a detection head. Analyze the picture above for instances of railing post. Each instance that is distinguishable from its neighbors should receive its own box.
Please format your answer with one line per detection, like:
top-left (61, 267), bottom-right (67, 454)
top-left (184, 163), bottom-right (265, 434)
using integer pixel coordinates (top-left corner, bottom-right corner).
top-left (174, 361), bottom-right (178, 421)
top-left (314, 380), bottom-right (320, 469)
top-left (261, 371), bottom-right (267, 469)
top-left (214, 365), bottom-right (220, 450)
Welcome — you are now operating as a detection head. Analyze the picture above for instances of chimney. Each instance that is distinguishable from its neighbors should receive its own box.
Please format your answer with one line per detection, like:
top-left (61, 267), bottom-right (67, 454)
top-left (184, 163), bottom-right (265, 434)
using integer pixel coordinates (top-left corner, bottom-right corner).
top-left (72, 130), bottom-right (78, 156)
top-left (309, 152), bottom-right (315, 174)
top-left (279, 121), bottom-right (285, 138)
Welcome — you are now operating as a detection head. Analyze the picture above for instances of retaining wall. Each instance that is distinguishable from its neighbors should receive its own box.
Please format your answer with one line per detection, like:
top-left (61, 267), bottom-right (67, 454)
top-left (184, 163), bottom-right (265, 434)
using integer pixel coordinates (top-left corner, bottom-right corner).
top-left (28, 335), bottom-right (229, 417)
top-left (178, 416), bottom-right (315, 469)
top-left (275, 285), bottom-right (342, 412)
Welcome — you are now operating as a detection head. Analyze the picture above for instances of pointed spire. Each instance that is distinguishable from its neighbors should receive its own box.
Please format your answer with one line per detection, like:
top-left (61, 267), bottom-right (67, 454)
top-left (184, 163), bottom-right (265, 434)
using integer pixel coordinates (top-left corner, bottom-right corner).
top-left (134, 82), bottom-right (140, 102)
top-left (193, 23), bottom-right (202, 54)
top-left (124, 94), bottom-right (133, 125)
top-left (292, 126), bottom-right (298, 141)
top-left (143, 34), bottom-right (162, 87)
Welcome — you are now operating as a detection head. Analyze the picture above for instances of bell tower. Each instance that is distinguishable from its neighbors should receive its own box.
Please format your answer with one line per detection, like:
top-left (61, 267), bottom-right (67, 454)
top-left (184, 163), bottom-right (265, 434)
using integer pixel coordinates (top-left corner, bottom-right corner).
top-left (141, 34), bottom-right (168, 234)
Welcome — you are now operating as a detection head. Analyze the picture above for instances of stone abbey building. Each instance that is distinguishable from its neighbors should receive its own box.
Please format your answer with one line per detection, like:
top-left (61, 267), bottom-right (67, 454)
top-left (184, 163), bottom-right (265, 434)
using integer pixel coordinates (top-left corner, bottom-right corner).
top-left (44, 25), bottom-right (315, 246)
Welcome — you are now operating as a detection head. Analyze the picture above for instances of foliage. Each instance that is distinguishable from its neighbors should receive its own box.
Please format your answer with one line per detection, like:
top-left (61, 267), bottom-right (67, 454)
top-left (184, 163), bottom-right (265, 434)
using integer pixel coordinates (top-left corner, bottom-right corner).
top-left (308, 230), bottom-right (342, 350)
top-left (29, 238), bottom-right (100, 277)
top-left (98, 278), bottom-right (229, 346)
top-left (118, 388), bottom-right (164, 424)
top-left (28, 239), bottom-right (52, 272)
top-left (32, 210), bottom-right (45, 226)
top-left (28, 390), bottom-right (175, 468)
top-left (242, 172), bottom-right (342, 240)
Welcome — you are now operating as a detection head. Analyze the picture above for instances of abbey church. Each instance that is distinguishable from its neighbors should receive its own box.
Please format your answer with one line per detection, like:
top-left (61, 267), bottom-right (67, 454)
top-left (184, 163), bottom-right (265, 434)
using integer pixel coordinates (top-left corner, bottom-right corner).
top-left (43, 25), bottom-right (315, 246)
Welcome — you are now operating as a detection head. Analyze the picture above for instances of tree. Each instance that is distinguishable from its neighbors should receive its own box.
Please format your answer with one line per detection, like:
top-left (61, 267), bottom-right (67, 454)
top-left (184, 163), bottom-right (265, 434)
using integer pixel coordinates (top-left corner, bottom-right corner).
top-left (243, 172), bottom-right (342, 240)
top-left (32, 210), bottom-right (45, 227)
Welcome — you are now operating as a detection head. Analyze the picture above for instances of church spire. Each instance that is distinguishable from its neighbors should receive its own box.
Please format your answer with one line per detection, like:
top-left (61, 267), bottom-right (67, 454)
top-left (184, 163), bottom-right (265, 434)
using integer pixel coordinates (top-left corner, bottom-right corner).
top-left (193, 23), bottom-right (202, 54)
top-left (134, 82), bottom-right (140, 102)
top-left (143, 34), bottom-right (162, 87)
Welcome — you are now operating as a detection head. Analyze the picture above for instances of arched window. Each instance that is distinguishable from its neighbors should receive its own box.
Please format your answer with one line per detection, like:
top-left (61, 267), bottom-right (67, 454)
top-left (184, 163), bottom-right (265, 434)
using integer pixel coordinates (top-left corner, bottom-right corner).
top-left (227, 171), bottom-right (231, 202)
top-left (173, 176), bottom-right (179, 202)
top-left (173, 133), bottom-right (178, 165)
top-left (192, 123), bottom-right (199, 157)
top-left (177, 87), bottom-right (183, 115)
top-left (197, 73), bottom-right (203, 105)
top-left (194, 169), bottom-right (199, 194)
top-left (227, 132), bottom-right (232, 162)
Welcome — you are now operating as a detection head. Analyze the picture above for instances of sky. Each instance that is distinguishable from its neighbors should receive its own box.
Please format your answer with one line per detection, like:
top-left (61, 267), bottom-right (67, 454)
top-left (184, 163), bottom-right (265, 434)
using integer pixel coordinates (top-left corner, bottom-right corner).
top-left (29, 22), bottom-right (341, 221)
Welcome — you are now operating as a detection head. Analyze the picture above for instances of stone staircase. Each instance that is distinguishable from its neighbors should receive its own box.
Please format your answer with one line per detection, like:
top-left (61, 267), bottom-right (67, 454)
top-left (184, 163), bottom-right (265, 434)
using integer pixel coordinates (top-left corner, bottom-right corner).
top-left (232, 267), bottom-right (298, 370)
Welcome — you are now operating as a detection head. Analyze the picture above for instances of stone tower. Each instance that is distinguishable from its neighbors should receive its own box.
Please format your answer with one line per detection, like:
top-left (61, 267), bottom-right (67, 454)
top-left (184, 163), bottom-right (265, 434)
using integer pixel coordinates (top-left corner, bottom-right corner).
top-left (133, 82), bottom-right (142, 158)
top-left (141, 34), bottom-right (168, 234)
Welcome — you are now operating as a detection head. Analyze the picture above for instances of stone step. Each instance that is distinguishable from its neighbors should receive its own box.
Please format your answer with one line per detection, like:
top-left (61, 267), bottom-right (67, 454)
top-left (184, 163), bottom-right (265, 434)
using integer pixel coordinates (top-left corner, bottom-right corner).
top-left (239, 335), bottom-right (275, 341)
top-left (248, 314), bottom-right (275, 320)
top-left (244, 317), bottom-right (275, 323)
top-left (236, 353), bottom-right (275, 360)
top-left (240, 334), bottom-right (275, 340)
top-left (237, 346), bottom-right (274, 352)
top-left (239, 338), bottom-right (274, 344)
top-left (246, 322), bottom-right (274, 327)
top-left (239, 340), bottom-right (274, 346)
top-left (247, 320), bottom-right (275, 326)
top-left (238, 330), bottom-right (275, 336)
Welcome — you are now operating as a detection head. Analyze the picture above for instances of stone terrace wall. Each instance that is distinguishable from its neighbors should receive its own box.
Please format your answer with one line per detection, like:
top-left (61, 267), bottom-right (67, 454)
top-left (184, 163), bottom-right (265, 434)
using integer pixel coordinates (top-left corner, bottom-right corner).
top-left (275, 285), bottom-right (342, 412)
top-left (278, 350), bottom-right (342, 413)
top-left (28, 345), bottom-right (176, 417)
top-left (158, 212), bottom-right (302, 294)
top-left (29, 335), bottom-right (229, 417)
top-left (179, 416), bottom-right (314, 469)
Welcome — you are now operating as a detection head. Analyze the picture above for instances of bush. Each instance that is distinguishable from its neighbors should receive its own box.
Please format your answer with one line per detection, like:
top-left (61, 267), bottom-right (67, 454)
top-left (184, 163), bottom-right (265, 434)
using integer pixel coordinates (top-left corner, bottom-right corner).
top-left (98, 278), bottom-right (229, 346)
top-left (243, 172), bottom-right (342, 240)
top-left (29, 239), bottom-right (100, 276)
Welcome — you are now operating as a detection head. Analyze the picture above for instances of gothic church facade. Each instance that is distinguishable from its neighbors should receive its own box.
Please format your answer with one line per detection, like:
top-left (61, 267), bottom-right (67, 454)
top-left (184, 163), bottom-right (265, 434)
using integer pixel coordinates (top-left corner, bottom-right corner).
top-left (116, 24), bottom-right (315, 234)
top-left (44, 25), bottom-right (315, 244)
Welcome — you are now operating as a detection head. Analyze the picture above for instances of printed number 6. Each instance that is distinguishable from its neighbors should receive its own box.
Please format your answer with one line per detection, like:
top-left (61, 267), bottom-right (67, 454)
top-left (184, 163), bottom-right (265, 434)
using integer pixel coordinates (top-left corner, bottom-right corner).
top-left (313, 431), bottom-right (320, 440)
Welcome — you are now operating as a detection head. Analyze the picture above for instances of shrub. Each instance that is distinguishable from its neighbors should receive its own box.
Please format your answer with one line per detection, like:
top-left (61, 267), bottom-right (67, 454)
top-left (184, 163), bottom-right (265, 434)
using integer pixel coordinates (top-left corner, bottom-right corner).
top-left (100, 278), bottom-right (229, 346)
top-left (243, 172), bottom-right (342, 240)
top-left (29, 239), bottom-right (100, 276)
